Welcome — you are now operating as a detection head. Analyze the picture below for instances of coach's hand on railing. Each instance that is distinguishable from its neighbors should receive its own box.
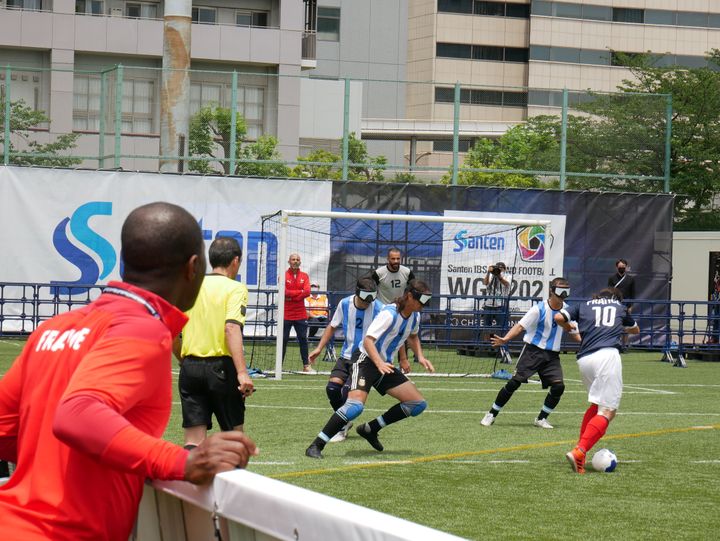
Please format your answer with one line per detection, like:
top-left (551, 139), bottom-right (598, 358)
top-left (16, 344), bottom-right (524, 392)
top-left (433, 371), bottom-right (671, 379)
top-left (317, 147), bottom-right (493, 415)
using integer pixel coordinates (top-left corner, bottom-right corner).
top-left (184, 432), bottom-right (259, 484)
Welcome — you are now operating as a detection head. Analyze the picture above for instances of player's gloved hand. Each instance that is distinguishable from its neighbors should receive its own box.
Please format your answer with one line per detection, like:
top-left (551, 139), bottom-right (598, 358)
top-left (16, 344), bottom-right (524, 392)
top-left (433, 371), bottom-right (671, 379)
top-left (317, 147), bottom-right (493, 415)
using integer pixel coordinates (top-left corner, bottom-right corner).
top-left (184, 432), bottom-right (259, 485)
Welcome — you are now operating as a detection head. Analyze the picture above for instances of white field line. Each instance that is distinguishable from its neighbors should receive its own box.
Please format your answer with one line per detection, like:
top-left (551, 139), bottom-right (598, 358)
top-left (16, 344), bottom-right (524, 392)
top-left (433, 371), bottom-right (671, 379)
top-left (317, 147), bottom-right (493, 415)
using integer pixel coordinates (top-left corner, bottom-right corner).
top-left (168, 372), bottom-right (720, 390)
top-left (170, 402), bottom-right (720, 417)
top-left (343, 460), bottom-right (413, 466)
top-left (203, 384), bottom-right (678, 395)
top-left (249, 459), bottom-right (720, 468)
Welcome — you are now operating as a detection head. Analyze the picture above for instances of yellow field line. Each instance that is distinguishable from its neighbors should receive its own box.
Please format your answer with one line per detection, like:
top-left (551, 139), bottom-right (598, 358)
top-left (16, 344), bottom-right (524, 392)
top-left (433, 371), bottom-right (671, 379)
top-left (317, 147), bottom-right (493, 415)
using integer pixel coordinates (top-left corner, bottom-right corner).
top-left (271, 423), bottom-right (719, 480)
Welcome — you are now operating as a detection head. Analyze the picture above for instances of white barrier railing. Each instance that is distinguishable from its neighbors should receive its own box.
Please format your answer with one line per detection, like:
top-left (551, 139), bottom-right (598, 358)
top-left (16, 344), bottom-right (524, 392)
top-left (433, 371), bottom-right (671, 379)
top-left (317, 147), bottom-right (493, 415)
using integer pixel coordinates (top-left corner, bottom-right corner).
top-left (134, 469), bottom-right (467, 541)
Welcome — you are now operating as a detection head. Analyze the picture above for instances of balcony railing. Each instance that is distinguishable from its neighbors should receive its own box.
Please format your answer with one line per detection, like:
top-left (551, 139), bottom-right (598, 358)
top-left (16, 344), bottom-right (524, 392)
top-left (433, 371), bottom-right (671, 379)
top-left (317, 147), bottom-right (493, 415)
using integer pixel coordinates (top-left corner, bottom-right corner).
top-left (302, 30), bottom-right (316, 60)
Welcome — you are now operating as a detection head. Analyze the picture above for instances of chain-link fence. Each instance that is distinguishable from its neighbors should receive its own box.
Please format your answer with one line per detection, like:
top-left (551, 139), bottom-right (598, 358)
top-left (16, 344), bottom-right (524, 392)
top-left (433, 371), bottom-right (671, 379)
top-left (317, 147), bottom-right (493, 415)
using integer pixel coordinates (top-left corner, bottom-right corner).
top-left (1, 65), bottom-right (671, 189)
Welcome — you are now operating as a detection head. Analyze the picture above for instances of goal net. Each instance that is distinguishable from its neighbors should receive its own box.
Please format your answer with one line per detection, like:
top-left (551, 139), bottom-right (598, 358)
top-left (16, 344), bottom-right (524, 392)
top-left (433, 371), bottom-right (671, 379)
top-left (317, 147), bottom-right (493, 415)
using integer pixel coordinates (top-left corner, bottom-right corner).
top-left (244, 210), bottom-right (553, 378)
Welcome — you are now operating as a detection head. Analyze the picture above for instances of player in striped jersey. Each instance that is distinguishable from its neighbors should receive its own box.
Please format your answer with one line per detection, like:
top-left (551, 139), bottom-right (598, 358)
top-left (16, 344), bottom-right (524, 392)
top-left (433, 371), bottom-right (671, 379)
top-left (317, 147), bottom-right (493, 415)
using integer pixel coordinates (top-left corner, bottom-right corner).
top-left (480, 277), bottom-right (578, 429)
top-left (307, 278), bottom-right (383, 442)
top-left (305, 280), bottom-right (435, 458)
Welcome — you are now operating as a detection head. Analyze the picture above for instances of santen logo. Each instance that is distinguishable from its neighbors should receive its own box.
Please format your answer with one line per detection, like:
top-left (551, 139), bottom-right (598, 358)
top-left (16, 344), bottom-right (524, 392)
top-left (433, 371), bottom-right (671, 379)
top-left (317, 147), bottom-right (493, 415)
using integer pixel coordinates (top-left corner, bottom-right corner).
top-left (52, 202), bottom-right (279, 295)
top-left (51, 202), bottom-right (117, 295)
top-left (452, 229), bottom-right (505, 253)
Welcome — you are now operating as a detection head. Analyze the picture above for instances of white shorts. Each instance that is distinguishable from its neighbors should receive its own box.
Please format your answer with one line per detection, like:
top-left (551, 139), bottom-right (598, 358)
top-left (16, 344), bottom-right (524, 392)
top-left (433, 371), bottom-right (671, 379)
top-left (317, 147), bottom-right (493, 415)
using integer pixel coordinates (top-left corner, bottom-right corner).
top-left (577, 347), bottom-right (623, 410)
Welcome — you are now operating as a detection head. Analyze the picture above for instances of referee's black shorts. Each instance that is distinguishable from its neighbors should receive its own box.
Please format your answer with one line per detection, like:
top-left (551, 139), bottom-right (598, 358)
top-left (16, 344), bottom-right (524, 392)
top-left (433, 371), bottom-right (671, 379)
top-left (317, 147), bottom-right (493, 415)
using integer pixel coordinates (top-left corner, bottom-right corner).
top-left (513, 343), bottom-right (563, 388)
top-left (179, 355), bottom-right (245, 430)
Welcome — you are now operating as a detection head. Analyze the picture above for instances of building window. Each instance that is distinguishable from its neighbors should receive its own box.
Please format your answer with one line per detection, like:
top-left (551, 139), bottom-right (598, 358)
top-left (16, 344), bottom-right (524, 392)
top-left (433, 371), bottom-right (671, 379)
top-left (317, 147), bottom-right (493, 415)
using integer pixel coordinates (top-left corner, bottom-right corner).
top-left (6, 0), bottom-right (43, 9)
top-left (554, 2), bottom-right (581, 19)
top-left (581, 5), bottom-right (611, 21)
top-left (504, 46), bottom-right (529, 63)
top-left (437, 43), bottom-right (472, 59)
top-left (433, 139), bottom-right (475, 152)
top-left (438, 0), bottom-right (473, 14)
top-left (505, 3), bottom-right (529, 18)
top-left (474, 1), bottom-right (504, 17)
top-left (531, 0), bottom-right (551, 16)
top-left (73, 75), bottom-right (101, 131)
top-left (236, 10), bottom-right (269, 27)
top-left (121, 79), bottom-right (154, 133)
top-left (190, 82), bottom-right (265, 139)
top-left (612, 8), bottom-right (644, 24)
top-left (472, 89), bottom-right (503, 106)
top-left (473, 45), bottom-right (504, 62)
top-left (438, 0), bottom-right (529, 18)
top-left (126, 2), bottom-right (157, 19)
top-left (645, 10), bottom-right (676, 25)
top-left (438, 42), bottom-right (528, 63)
top-left (192, 6), bottom-right (216, 24)
top-left (435, 86), bottom-right (528, 108)
top-left (317, 7), bottom-right (340, 41)
top-left (76, 75), bottom-right (156, 134)
top-left (75, 0), bottom-right (103, 14)
top-left (677, 12), bottom-right (708, 28)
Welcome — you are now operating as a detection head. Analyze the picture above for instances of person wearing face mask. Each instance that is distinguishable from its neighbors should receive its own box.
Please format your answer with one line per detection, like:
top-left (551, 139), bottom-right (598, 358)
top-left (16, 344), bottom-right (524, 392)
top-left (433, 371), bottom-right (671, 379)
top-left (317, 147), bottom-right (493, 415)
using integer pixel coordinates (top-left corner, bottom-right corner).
top-left (608, 259), bottom-right (636, 313)
top-left (480, 277), bottom-right (579, 430)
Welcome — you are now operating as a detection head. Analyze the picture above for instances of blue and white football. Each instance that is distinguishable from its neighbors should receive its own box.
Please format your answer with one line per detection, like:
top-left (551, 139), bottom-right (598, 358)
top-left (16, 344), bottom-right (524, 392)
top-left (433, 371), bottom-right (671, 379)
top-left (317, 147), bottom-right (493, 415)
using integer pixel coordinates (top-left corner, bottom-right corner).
top-left (591, 448), bottom-right (618, 472)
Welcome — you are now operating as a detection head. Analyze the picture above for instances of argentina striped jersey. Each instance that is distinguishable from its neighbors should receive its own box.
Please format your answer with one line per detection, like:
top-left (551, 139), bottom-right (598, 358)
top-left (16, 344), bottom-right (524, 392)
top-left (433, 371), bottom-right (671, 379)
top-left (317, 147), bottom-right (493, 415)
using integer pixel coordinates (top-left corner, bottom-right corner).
top-left (360, 304), bottom-right (420, 363)
top-left (330, 295), bottom-right (384, 359)
top-left (518, 300), bottom-right (567, 352)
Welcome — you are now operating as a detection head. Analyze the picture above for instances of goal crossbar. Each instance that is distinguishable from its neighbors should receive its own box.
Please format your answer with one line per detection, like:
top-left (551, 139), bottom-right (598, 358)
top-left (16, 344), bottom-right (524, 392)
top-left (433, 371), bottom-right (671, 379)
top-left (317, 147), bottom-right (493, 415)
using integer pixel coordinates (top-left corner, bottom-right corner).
top-left (277, 209), bottom-right (551, 227)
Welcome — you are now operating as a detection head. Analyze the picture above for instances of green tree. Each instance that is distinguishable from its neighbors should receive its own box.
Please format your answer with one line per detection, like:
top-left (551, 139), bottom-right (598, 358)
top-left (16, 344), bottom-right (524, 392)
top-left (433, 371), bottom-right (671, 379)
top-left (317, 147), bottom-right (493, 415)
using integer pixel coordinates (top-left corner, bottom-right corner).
top-left (188, 104), bottom-right (245, 175)
top-left (605, 51), bottom-right (720, 228)
top-left (0, 100), bottom-right (80, 167)
top-left (237, 135), bottom-right (289, 177)
top-left (450, 52), bottom-right (720, 228)
top-left (448, 117), bottom-right (561, 187)
top-left (290, 133), bottom-right (386, 181)
top-left (188, 105), bottom-right (288, 177)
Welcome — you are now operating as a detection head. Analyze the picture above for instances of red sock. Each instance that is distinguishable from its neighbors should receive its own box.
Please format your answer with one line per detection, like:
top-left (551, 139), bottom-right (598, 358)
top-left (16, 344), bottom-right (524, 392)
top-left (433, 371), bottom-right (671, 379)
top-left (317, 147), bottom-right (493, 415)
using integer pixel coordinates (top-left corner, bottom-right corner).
top-left (580, 404), bottom-right (598, 437)
top-left (578, 415), bottom-right (609, 453)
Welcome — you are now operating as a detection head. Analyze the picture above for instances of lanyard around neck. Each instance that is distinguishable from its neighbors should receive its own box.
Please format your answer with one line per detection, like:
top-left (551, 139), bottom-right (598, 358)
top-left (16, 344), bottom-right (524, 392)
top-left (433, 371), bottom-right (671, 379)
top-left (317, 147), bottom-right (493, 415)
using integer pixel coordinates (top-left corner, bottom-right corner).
top-left (103, 286), bottom-right (160, 319)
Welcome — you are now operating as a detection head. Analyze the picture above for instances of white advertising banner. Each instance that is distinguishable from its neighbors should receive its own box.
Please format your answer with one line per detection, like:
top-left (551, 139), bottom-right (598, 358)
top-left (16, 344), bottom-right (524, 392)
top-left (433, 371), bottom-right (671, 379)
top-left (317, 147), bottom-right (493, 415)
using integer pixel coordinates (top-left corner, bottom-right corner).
top-left (440, 210), bottom-right (566, 312)
top-left (0, 166), bottom-right (332, 292)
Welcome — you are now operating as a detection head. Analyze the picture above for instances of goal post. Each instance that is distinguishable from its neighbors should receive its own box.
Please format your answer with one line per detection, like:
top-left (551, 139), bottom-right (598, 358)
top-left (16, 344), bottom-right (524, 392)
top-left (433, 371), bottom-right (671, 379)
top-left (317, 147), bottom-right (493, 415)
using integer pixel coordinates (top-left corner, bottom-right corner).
top-left (250, 210), bottom-right (555, 380)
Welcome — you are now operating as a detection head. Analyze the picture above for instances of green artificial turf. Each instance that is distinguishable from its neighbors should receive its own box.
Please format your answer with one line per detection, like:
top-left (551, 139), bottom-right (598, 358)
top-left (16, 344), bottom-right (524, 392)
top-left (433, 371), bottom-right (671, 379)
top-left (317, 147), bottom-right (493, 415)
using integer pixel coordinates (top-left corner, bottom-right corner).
top-left (1, 340), bottom-right (718, 540)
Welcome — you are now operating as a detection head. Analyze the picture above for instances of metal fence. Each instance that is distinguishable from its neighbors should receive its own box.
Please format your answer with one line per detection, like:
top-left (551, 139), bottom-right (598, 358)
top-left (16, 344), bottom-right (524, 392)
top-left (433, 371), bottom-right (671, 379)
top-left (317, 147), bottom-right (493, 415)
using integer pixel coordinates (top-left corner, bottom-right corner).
top-left (2, 283), bottom-right (717, 363)
top-left (1, 65), bottom-right (671, 188)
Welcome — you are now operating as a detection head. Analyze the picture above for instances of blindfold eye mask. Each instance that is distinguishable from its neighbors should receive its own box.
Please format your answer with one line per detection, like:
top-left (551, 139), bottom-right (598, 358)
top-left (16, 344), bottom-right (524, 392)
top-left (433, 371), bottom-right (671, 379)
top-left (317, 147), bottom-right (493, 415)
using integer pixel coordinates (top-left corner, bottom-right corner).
top-left (357, 289), bottom-right (377, 302)
top-left (553, 286), bottom-right (570, 299)
top-left (410, 288), bottom-right (432, 306)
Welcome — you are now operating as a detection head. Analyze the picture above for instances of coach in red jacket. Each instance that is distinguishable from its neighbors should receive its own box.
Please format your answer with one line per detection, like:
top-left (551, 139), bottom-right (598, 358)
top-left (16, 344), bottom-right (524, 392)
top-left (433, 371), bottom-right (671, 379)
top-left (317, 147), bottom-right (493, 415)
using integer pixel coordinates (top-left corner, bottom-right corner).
top-left (282, 253), bottom-right (312, 372)
top-left (0, 203), bottom-right (258, 541)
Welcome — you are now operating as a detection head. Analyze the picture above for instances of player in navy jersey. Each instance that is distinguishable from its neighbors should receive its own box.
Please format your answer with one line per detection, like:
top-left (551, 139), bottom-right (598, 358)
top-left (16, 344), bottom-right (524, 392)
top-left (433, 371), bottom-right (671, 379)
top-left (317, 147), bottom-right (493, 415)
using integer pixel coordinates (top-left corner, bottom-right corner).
top-left (480, 277), bottom-right (578, 429)
top-left (555, 287), bottom-right (639, 474)
top-left (305, 279), bottom-right (435, 458)
top-left (307, 278), bottom-right (384, 442)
